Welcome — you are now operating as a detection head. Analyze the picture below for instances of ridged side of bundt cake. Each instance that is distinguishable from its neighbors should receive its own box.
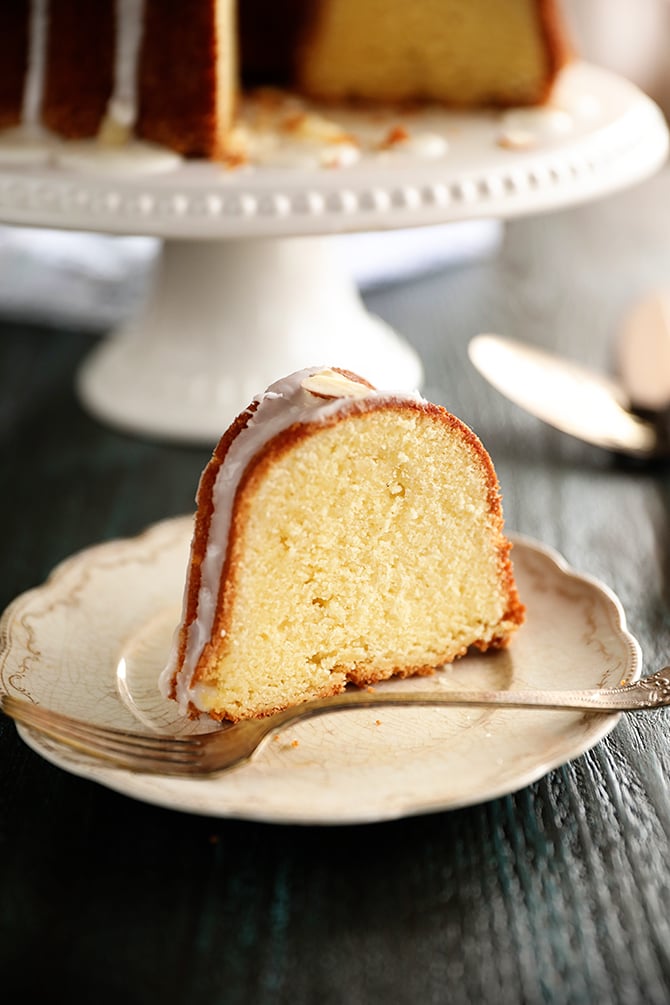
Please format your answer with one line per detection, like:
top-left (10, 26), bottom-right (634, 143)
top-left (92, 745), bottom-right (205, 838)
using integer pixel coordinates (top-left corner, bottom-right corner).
top-left (0, 1), bottom-right (569, 161)
top-left (161, 368), bottom-right (524, 722)
top-left (137, 0), bottom-right (236, 159)
top-left (41, 0), bottom-right (115, 139)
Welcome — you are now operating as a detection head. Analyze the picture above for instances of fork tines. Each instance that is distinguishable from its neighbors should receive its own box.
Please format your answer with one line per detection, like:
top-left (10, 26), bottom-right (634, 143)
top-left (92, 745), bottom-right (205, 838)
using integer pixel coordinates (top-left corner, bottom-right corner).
top-left (1, 693), bottom-right (204, 771)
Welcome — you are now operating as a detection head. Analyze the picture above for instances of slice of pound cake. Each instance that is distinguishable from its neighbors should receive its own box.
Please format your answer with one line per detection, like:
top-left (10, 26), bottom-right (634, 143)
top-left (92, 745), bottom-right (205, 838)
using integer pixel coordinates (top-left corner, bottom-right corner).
top-left (160, 367), bottom-right (525, 721)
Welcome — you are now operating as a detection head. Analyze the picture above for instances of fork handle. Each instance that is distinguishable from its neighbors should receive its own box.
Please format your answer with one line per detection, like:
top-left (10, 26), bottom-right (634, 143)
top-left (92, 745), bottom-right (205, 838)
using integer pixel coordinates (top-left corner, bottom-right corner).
top-left (263, 667), bottom-right (670, 729)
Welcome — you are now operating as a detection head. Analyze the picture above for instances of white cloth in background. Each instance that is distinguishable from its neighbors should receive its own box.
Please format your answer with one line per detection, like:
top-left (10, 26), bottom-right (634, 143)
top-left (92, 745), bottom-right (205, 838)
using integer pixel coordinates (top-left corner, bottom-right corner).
top-left (340, 220), bottom-right (502, 289)
top-left (0, 227), bottom-right (157, 329)
top-left (0, 219), bottom-right (502, 330)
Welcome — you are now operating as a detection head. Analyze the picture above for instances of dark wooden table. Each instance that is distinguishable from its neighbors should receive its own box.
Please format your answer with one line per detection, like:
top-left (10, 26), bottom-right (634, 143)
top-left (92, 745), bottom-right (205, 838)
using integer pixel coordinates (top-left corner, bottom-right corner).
top-left (2, 165), bottom-right (670, 1005)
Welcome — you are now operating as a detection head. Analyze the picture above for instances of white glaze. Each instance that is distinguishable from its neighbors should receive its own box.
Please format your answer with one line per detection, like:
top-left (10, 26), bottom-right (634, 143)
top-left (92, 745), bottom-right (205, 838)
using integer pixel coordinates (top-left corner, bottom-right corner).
top-left (23, 0), bottom-right (49, 129)
top-left (245, 122), bottom-right (449, 169)
top-left (160, 367), bottom-right (423, 712)
top-left (0, 124), bottom-right (57, 165)
top-left (244, 141), bottom-right (361, 171)
top-left (0, 0), bottom-right (56, 166)
top-left (395, 132), bottom-right (449, 159)
top-left (318, 142), bottom-right (361, 168)
top-left (0, 0), bottom-right (181, 172)
top-left (408, 132), bottom-right (448, 159)
top-left (88, 0), bottom-right (180, 171)
top-left (95, 1), bottom-right (143, 146)
top-left (499, 107), bottom-right (574, 142)
top-left (56, 137), bottom-right (180, 174)
top-left (109, 0), bottom-right (144, 129)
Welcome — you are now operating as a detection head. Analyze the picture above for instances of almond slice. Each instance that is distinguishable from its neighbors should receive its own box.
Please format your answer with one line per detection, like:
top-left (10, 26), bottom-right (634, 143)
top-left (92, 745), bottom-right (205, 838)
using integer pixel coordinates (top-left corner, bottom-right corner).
top-left (301, 369), bottom-right (373, 399)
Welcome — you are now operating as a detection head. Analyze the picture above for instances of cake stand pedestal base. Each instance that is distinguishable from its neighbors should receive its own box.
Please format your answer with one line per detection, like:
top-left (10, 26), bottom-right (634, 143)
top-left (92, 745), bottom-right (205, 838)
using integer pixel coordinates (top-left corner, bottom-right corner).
top-left (76, 235), bottom-right (424, 444)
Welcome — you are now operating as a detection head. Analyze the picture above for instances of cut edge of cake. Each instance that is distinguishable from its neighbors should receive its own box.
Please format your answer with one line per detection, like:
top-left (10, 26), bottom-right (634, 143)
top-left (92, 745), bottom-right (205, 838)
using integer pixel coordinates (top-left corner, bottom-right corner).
top-left (160, 367), bottom-right (525, 722)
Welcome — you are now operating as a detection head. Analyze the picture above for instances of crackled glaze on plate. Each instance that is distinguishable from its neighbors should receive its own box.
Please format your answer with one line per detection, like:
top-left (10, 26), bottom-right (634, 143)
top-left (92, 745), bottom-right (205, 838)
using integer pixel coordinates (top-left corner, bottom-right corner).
top-left (0, 517), bottom-right (640, 824)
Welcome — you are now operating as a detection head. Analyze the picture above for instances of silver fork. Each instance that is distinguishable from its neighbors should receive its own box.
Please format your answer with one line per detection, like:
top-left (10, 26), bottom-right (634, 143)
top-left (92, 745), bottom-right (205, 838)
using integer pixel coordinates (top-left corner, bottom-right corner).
top-left (3, 668), bottom-right (670, 777)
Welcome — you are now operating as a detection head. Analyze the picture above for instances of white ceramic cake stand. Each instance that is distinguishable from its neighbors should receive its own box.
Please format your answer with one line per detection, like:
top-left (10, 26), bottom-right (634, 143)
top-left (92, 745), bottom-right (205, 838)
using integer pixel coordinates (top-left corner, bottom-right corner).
top-left (0, 62), bottom-right (667, 443)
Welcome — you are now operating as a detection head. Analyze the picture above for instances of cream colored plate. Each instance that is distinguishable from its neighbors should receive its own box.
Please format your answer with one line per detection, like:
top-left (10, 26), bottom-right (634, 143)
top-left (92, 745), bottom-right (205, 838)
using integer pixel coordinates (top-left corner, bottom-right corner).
top-left (0, 517), bottom-right (640, 824)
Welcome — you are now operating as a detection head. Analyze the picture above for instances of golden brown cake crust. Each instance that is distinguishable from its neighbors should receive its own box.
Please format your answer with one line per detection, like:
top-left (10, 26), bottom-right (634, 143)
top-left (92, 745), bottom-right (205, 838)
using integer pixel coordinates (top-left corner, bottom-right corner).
top-left (533, 0), bottom-right (572, 103)
top-left (42, 0), bottom-right (115, 139)
top-left (238, 0), bottom-right (318, 88)
top-left (164, 400), bottom-right (261, 701)
top-left (0, 1), bottom-right (29, 130)
top-left (170, 381), bottom-right (525, 718)
top-left (137, 0), bottom-right (222, 159)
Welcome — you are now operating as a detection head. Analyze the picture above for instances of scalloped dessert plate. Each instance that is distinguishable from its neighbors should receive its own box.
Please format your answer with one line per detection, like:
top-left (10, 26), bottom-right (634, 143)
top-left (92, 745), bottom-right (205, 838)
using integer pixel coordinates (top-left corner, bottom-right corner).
top-left (0, 517), bottom-right (640, 824)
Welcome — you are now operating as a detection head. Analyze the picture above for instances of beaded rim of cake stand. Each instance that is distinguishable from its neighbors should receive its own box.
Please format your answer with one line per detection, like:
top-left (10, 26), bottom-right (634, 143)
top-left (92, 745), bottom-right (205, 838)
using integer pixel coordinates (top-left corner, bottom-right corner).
top-left (0, 64), bottom-right (666, 239)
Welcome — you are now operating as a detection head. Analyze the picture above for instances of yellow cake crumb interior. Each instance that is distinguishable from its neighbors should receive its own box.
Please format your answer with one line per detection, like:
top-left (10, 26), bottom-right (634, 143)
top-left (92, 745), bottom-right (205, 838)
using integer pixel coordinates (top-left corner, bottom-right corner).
top-left (195, 408), bottom-right (516, 720)
top-left (301, 0), bottom-right (550, 105)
